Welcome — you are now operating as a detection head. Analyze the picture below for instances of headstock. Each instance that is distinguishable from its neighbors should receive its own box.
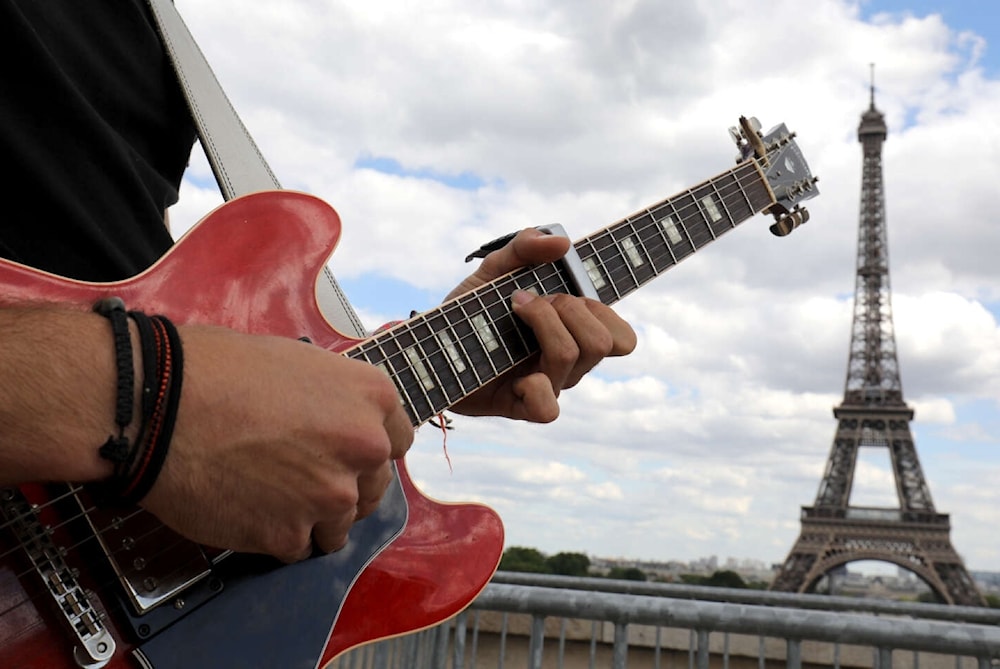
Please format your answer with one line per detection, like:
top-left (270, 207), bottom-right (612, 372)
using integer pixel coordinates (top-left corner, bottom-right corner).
top-left (730, 116), bottom-right (819, 236)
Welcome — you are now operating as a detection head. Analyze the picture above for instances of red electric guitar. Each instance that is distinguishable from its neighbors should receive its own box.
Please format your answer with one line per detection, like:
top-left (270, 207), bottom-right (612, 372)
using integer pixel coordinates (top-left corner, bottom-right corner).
top-left (0, 117), bottom-right (817, 668)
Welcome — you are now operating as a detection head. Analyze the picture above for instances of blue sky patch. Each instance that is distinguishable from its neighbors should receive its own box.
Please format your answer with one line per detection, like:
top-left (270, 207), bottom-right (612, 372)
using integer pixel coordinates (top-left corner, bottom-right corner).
top-left (339, 273), bottom-right (441, 321)
top-left (862, 1), bottom-right (998, 75)
top-left (355, 155), bottom-right (487, 191)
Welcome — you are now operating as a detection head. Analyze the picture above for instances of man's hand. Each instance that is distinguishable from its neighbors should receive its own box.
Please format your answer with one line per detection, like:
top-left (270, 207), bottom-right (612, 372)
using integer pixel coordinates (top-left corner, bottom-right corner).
top-left (448, 228), bottom-right (636, 422)
top-left (141, 326), bottom-right (414, 563)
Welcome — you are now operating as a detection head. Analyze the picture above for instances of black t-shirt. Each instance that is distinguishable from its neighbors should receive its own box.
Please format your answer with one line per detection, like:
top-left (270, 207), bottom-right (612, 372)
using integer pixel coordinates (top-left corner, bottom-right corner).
top-left (0, 0), bottom-right (197, 281)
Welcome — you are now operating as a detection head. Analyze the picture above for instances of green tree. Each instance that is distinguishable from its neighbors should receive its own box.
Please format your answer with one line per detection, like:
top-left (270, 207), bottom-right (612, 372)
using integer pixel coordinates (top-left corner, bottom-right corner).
top-left (547, 552), bottom-right (591, 576)
top-left (607, 566), bottom-right (646, 581)
top-left (704, 570), bottom-right (748, 589)
top-left (499, 546), bottom-right (551, 573)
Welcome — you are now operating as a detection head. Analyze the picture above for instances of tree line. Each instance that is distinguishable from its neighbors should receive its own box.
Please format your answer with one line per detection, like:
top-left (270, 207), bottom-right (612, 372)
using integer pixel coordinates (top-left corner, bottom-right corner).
top-left (498, 546), bottom-right (765, 588)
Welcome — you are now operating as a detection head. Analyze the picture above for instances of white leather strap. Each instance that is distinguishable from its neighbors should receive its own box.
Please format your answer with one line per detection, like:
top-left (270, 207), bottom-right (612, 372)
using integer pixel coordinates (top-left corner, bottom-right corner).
top-left (146, 0), bottom-right (367, 337)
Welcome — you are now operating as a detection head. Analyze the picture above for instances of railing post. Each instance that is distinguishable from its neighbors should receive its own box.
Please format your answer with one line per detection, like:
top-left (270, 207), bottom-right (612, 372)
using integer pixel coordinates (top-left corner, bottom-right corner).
top-left (498, 612), bottom-right (509, 669)
top-left (430, 623), bottom-right (450, 669)
top-left (612, 622), bottom-right (629, 669)
top-left (696, 630), bottom-right (710, 669)
top-left (371, 639), bottom-right (390, 669)
top-left (453, 612), bottom-right (468, 669)
top-left (875, 647), bottom-right (892, 669)
top-left (558, 617), bottom-right (568, 669)
top-left (528, 614), bottom-right (545, 669)
top-left (786, 639), bottom-right (802, 669)
top-left (589, 620), bottom-right (598, 669)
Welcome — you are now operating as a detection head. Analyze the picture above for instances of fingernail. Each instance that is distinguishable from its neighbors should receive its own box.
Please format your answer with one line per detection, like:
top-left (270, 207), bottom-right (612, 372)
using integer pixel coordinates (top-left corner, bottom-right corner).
top-left (511, 289), bottom-right (537, 306)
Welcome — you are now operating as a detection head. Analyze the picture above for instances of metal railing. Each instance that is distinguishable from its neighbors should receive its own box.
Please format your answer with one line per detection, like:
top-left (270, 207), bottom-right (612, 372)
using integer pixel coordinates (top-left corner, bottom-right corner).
top-left (331, 574), bottom-right (1000, 669)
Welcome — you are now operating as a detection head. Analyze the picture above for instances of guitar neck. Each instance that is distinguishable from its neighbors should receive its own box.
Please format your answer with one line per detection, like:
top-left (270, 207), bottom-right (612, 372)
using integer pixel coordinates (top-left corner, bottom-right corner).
top-left (347, 159), bottom-right (774, 426)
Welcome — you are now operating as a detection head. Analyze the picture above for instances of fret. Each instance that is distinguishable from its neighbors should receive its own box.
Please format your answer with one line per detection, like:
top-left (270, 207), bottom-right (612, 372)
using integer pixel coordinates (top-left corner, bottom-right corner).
top-left (380, 327), bottom-right (433, 423)
top-left (426, 311), bottom-right (473, 398)
top-left (688, 185), bottom-right (722, 249)
top-left (685, 186), bottom-right (719, 248)
top-left (692, 183), bottom-right (727, 239)
top-left (743, 163), bottom-right (777, 212)
top-left (405, 318), bottom-right (459, 410)
top-left (632, 207), bottom-right (676, 276)
top-left (353, 337), bottom-right (418, 423)
top-left (696, 190), bottom-right (722, 240)
top-left (522, 263), bottom-right (569, 296)
top-left (574, 238), bottom-right (613, 304)
top-left (617, 219), bottom-right (657, 288)
top-left (663, 194), bottom-right (700, 259)
top-left (493, 284), bottom-right (536, 363)
top-left (438, 301), bottom-right (487, 395)
top-left (707, 180), bottom-right (735, 236)
top-left (453, 296), bottom-right (501, 382)
top-left (476, 287), bottom-right (518, 373)
top-left (589, 233), bottom-right (627, 303)
top-left (605, 224), bottom-right (641, 297)
top-left (717, 166), bottom-right (755, 229)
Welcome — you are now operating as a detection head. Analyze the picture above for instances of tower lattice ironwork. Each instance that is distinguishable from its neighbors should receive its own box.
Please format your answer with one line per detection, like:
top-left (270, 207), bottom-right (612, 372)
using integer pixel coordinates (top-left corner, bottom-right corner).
top-left (769, 75), bottom-right (984, 606)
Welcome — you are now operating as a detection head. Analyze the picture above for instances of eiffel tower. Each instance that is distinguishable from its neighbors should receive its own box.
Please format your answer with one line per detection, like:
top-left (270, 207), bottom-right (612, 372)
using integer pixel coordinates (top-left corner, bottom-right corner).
top-left (769, 72), bottom-right (985, 606)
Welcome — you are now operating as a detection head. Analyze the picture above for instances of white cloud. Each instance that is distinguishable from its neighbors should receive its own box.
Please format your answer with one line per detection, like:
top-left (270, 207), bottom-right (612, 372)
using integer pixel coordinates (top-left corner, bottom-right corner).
top-left (171, 0), bottom-right (1000, 571)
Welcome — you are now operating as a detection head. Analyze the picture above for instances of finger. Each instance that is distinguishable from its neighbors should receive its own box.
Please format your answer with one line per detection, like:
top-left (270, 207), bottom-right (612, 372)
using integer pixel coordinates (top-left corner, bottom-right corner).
top-left (276, 529), bottom-right (315, 564)
top-left (483, 228), bottom-right (570, 274)
top-left (584, 300), bottom-right (637, 357)
top-left (356, 462), bottom-right (394, 520)
top-left (384, 404), bottom-right (415, 460)
top-left (447, 229), bottom-right (571, 299)
top-left (511, 290), bottom-right (579, 393)
top-left (312, 510), bottom-right (357, 554)
top-left (546, 295), bottom-right (616, 388)
top-left (509, 372), bottom-right (560, 423)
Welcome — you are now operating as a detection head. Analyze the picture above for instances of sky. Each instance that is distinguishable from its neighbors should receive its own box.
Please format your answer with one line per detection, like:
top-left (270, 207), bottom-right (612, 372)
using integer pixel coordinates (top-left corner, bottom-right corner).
top-left (168, 0), bottom-right (1000, 574)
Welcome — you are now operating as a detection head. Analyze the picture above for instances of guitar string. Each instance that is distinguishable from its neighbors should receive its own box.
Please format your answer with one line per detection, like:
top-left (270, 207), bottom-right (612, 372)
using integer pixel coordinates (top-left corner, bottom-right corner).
top-left (0, 487), bottom-right (222, 621)
top-left (0, 159), bottom-right (788, 622)
top-left (0, 160), bottom-right (769, 544)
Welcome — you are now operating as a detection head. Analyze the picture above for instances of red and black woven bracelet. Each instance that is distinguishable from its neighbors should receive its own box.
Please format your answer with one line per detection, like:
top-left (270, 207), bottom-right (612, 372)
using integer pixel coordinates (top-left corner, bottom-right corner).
top-left (120, 313), bottom-right (184, 505)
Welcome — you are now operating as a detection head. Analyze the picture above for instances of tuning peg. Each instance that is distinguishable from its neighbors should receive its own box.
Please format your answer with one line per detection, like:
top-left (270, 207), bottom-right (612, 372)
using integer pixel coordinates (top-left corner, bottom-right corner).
top-left (769, 206), bottom-right (809, 237)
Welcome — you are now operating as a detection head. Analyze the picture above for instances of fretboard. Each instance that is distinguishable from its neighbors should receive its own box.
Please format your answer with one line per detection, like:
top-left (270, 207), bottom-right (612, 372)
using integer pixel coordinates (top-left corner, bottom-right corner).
top-left (347, 160), bottom-right (774, 426)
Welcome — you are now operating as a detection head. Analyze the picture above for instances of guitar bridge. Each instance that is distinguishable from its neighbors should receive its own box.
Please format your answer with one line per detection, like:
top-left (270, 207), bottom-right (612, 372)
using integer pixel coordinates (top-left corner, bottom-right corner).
top-left (2, 487), bottom-right (116, 668)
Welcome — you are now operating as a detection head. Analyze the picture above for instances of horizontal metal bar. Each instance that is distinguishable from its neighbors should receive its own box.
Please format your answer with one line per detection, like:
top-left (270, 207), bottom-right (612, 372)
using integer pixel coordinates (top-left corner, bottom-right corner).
top-left (470, 583), bottom-right (1000, 658)
top-left (491, 572), bottom-right (1000, 626)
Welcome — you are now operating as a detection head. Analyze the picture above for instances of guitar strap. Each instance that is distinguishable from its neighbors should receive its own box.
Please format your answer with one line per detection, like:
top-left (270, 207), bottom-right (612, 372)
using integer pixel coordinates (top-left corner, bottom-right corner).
top-left (145, 0), bottom-right (368, 338)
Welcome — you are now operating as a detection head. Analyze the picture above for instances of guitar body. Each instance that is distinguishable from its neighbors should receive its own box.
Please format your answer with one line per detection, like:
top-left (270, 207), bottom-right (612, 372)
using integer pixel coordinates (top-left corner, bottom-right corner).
top-left (0, 191), bottom-right (504, 668)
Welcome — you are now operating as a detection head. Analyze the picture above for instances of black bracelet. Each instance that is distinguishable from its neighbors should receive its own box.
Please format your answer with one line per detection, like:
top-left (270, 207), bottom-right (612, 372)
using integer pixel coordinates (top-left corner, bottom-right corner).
top-left (122, 314), bottom-right (184, 505)
top-left (92, 296), bottom-right (135, 467)
top-left (90, 304), bottom-right (183, 507)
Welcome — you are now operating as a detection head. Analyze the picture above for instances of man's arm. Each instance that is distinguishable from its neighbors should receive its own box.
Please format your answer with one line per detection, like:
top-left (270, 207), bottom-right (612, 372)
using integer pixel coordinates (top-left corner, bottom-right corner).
top-left (0, 306), bottom-right (414, 563)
